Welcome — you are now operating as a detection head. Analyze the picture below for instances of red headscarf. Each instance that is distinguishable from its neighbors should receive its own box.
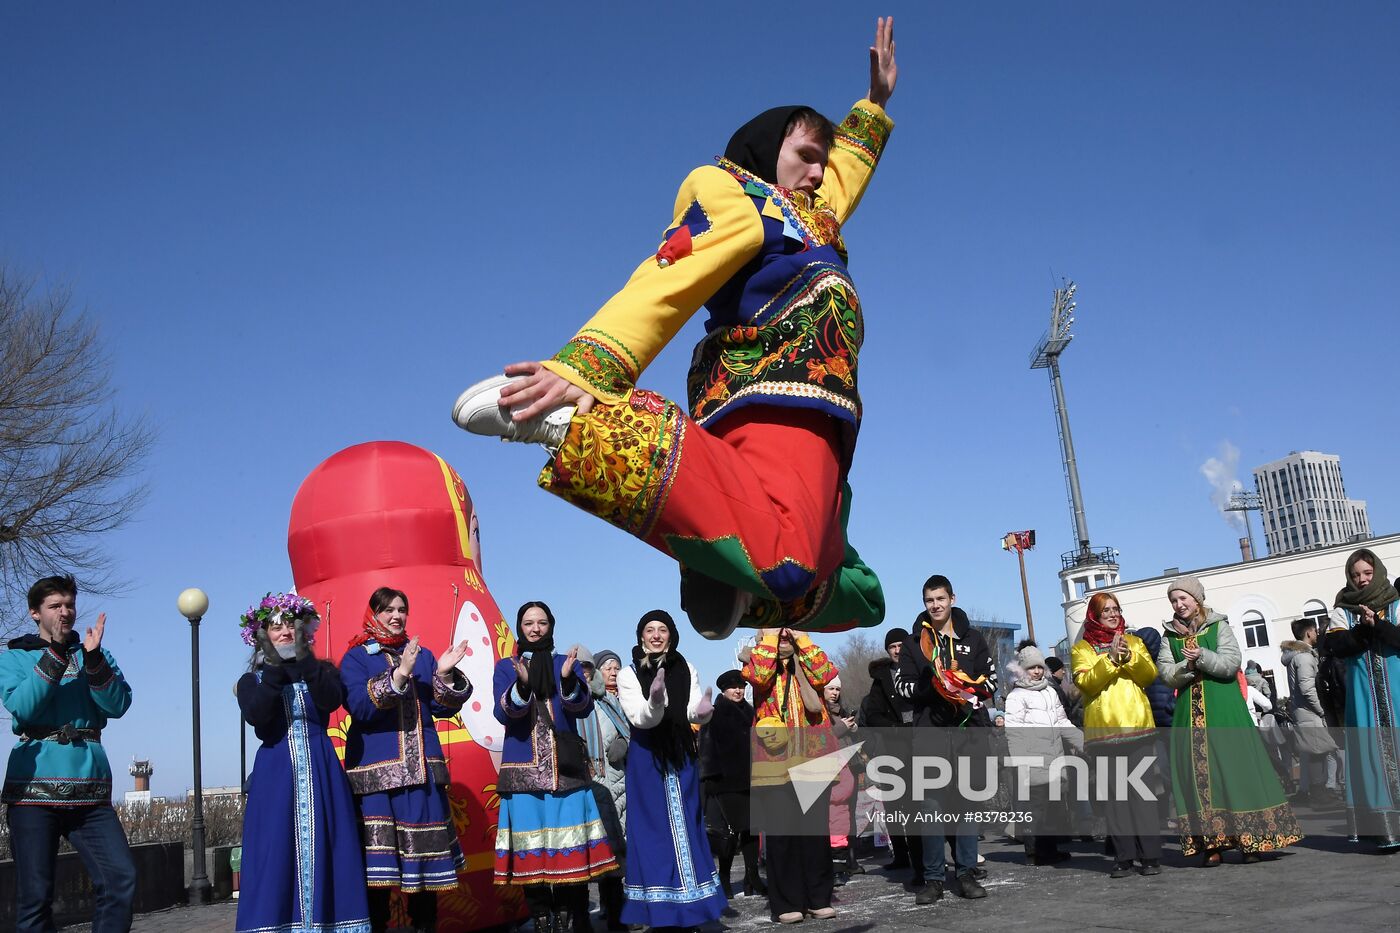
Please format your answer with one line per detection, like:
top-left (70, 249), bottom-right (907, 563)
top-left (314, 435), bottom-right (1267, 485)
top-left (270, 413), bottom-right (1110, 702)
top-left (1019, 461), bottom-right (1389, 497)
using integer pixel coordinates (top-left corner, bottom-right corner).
top-left (1081, 593), bottom-right (1126, 649)
top-left (346, 603), bottom-right (409, 650)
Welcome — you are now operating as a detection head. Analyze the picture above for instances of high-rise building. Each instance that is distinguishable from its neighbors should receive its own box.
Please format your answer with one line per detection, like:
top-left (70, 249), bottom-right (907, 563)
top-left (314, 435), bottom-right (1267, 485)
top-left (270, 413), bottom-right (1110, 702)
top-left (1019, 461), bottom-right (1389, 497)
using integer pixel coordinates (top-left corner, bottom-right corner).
top-left (1253, 451), bottom-right (1370, 556)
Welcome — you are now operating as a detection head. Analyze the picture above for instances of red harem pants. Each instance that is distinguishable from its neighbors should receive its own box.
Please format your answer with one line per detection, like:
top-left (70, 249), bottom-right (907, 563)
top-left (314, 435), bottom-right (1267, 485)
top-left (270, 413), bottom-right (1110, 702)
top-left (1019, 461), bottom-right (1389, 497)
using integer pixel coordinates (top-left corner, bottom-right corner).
top-left (537, 389), bottom-right (884, 632)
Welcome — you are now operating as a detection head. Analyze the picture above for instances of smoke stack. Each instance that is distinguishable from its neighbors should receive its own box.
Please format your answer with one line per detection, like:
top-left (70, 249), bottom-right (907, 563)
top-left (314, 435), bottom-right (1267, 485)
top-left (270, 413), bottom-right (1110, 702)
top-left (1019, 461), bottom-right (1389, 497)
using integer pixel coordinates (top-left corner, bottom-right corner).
top-left (1239, 537), bottom-right (1253, 562)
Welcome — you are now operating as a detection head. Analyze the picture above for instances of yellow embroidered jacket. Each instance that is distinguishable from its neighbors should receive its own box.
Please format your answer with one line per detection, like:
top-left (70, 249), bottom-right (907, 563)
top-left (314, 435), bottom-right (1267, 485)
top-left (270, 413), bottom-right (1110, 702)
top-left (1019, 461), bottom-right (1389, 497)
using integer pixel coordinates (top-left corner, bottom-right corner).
top-left (541, 101), bottom-right (893, 439)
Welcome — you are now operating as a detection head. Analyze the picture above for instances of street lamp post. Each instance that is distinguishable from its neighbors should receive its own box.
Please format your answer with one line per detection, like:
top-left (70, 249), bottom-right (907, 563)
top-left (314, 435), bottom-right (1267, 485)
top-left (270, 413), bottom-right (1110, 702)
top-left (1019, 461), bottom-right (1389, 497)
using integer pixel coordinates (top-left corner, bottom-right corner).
top-left (178, 587), bottom-right (212, 905)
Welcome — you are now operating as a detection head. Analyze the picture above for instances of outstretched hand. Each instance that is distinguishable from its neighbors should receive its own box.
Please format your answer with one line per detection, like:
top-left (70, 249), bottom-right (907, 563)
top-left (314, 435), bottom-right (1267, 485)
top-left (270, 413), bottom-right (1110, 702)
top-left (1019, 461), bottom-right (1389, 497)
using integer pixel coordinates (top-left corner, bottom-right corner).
top-left (397, 636), bottom-right (421, 675)
top-left (84, 613), bottom-right (106, 654)
top-left (561, 645), bottom-right (580, 680)
top-left (438, 639), bottom-right (471, 674)
top-left (868, 16), bottom-right (897, 109)
top-left (694, 686), bottom-right (714, 719)
top-left (648, 667), bottom-right (667, 704)
top-left (513, 656), bottom-right (531, 687)
top-left (499, 361), bottom-right (599, 423)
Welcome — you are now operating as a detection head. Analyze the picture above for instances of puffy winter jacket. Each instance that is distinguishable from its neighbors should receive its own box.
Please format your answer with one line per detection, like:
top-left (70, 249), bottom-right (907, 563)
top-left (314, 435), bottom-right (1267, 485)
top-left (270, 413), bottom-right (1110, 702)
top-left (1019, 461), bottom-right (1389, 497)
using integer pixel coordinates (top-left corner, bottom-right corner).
top-left (1131, 627), bottom-right (1176, 727)
top-left (1004, 680), bottom-right (1081, 785)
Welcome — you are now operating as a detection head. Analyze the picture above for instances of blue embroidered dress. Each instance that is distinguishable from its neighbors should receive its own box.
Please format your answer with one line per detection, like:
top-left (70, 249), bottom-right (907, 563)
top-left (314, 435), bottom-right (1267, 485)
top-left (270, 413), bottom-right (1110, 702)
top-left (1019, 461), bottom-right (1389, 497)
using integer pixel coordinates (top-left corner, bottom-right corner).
top-left (492, 652), bottom-right (619, 884)
top-left (236, 658), bottom-right (370, 933)
top-left (340, 642), bottom-right (470, 890)
top-left (616, 660), bottom-right (725, 928)
top-left (1327, 600), bottom-right (1400, 844)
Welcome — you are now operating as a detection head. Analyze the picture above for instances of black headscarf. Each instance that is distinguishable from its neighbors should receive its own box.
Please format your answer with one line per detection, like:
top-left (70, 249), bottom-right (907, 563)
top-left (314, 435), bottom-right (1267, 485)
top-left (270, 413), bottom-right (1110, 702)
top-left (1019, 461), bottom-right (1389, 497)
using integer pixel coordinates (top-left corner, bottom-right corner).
top-left (724, 105), bottom-right (818, 185)
top-left (631, 609), bottom-right (696, 772)
top-left (515, 601), bottom-right (557, 709)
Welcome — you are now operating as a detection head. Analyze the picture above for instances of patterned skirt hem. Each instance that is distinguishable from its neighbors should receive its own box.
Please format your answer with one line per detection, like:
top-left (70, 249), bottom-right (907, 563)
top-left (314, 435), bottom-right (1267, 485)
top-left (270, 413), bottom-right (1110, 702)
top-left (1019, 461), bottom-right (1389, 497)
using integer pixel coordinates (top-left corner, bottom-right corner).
top-left (493, 858), bottom-right (619, 886)
top-left (1177, 801), bottom-right (1303, 855)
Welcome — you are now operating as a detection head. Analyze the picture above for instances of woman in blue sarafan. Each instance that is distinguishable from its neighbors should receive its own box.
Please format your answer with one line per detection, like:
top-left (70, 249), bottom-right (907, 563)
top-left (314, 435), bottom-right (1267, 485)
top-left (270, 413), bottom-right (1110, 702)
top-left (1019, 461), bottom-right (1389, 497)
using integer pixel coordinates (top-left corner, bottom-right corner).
top-left (340, 587), bottom-right (473, 932)
top-left (236, 593), bottom-right (370, 933)
top-left (1325, 549), bottom-right (1400, 850)
top-left (616, 610), bottom-right (726, 932)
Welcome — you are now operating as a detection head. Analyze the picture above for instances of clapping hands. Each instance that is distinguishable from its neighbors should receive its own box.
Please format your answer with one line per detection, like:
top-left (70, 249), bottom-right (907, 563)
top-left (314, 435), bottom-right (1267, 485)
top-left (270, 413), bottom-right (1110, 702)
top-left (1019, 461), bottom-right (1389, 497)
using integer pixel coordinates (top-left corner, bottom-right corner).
top-left (437, 639), bottom-right (471, 675)
top-left (83, 614), bottom-right (106, 654)
top-left (695, 686), bottom-right (714, 719)
top-left (561, 645), bottom-right (580, 680)
top-left (1109, 631), bottom-right (1130, 665)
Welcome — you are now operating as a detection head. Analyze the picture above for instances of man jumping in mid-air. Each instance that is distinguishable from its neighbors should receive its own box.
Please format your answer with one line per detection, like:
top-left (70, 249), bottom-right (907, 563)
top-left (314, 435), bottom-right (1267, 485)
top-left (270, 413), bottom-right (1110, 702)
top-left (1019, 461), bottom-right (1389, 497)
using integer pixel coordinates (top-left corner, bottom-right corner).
top-left (454, 19), bottom-right (898, 640)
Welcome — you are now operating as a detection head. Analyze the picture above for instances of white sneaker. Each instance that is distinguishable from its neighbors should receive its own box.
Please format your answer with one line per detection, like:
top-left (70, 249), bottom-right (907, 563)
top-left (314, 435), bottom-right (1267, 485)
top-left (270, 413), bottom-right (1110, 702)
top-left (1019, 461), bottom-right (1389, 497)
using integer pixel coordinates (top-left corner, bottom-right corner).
top-left (451, 375), bottom-right (575, 451)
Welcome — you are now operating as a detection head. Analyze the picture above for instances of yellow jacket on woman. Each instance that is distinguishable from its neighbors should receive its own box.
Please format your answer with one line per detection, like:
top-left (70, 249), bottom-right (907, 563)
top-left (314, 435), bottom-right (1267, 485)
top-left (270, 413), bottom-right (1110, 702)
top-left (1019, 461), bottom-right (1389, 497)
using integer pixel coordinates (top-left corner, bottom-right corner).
top-left (1071, 635), bottom-right (1157, 745)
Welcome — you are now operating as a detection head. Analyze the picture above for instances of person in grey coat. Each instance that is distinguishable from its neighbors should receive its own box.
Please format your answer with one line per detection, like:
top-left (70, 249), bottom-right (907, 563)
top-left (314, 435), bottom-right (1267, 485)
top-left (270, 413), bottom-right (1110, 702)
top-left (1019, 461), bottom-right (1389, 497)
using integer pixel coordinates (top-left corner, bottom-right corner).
top-left (1281, 620), bottom-right (1343, 806)
top-left (576, 646), bottom-right (631, 931)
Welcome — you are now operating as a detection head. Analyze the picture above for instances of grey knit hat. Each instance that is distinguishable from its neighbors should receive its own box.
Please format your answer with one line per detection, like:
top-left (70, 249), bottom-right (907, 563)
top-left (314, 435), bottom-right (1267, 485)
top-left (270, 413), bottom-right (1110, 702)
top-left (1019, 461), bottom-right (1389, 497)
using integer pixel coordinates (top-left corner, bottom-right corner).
top-left (1016, 643), bottom-right (1046, 670)
top-left (592, 648), bottom-right (622, 670)
top-left (1167, 575), bottom-right (1206, 605)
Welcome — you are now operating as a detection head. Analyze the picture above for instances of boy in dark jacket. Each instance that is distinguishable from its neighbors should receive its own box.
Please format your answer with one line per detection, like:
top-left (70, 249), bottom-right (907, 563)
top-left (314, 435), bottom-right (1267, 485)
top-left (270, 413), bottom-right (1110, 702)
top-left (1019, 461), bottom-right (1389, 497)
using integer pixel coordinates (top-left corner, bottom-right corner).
top-left (892, 575), bottom-right (995, 905)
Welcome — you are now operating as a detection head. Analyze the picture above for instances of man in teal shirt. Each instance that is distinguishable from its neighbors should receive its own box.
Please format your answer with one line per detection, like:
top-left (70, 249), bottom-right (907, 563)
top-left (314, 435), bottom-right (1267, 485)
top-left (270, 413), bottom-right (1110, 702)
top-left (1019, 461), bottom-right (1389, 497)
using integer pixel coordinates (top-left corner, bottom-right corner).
top-left (0, 574), bottom-right (135, 932)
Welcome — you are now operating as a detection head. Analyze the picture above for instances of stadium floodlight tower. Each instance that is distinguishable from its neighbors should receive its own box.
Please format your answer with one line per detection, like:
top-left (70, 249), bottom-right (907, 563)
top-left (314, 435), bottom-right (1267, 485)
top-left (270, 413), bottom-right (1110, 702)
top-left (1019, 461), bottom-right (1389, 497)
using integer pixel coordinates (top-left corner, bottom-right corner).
top-left (1029, 280), bottom-right (1119, 650)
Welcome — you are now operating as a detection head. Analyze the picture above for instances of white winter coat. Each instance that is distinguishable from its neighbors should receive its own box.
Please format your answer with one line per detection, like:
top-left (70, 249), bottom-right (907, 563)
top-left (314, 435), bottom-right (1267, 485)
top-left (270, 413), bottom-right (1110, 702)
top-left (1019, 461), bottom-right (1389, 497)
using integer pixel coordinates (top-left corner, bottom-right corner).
top-left (1004, 679), bottom-right (1083, 785)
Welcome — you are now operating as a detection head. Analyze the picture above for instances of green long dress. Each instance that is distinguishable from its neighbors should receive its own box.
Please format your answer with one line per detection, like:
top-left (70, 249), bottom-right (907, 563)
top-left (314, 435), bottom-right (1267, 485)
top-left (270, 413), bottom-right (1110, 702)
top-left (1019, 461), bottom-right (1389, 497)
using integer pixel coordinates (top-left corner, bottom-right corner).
top-left (1165, 616), bottom-right (1302, 855)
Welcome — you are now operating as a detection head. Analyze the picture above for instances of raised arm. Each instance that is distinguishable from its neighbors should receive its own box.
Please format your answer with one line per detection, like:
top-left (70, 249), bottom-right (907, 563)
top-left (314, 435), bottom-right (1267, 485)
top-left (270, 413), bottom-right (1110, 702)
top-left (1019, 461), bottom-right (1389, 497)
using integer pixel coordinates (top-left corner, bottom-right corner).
top-left (792, 632), bottom-right (838, 689)
top-left (743, 630), bottom-right (783, 690)
top-left (818, 18), bottom-right (897, 223)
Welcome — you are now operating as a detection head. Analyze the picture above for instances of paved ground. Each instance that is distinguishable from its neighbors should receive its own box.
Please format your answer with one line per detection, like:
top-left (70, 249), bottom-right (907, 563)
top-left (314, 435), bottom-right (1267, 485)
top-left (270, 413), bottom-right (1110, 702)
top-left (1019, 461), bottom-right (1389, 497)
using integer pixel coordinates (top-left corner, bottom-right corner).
top-left (64, 807), bottom-right (1400, 932)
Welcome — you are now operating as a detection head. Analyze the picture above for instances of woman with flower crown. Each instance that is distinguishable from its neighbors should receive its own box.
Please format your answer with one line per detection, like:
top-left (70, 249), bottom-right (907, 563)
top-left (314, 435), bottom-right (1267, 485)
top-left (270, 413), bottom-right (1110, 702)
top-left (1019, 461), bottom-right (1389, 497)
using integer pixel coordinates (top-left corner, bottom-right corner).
top-left (235, 592), bottom-right (370, 933)
top-left (340, 586), bottom-right (473, 933)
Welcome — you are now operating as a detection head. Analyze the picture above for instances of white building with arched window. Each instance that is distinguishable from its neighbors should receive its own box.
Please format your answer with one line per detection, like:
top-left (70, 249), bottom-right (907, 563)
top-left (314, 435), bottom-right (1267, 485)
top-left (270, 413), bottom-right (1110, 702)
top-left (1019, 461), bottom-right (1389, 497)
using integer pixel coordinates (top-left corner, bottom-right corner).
top-left (1058, 532), bottom-right (1400, 700)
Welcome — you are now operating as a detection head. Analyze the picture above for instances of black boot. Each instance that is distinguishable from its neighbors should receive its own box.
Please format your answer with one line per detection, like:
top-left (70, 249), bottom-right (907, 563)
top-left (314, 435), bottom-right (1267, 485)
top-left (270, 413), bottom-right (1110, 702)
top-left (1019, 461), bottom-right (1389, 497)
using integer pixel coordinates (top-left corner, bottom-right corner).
top-left (908, 835), bottom-right (926, 887)
top-left (740, 833), bottom-right (767, 896)
top-left (885, 833), bottom-right (911, 870)
top-left (832, 845), bottom-right (850, 887)
top-left (716, 832), bottom-right (738, 898)
top-left (525, 884), bottom-right (557, 933)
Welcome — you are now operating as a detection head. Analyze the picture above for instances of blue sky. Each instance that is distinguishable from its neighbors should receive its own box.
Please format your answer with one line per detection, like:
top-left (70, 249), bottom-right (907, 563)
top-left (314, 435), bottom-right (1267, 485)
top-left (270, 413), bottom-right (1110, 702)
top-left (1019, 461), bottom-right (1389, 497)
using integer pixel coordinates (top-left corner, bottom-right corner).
top-left (2, 3), bottom-right (1396, 797)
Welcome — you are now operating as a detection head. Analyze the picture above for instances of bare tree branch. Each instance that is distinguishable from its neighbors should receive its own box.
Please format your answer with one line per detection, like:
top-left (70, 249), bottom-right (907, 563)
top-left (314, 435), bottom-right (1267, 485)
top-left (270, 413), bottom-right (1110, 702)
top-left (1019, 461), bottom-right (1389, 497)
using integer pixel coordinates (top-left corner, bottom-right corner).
top-left (0, 267), bottom-right (154, 636)
top-left (829, 631), bottom-right (883, 713)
